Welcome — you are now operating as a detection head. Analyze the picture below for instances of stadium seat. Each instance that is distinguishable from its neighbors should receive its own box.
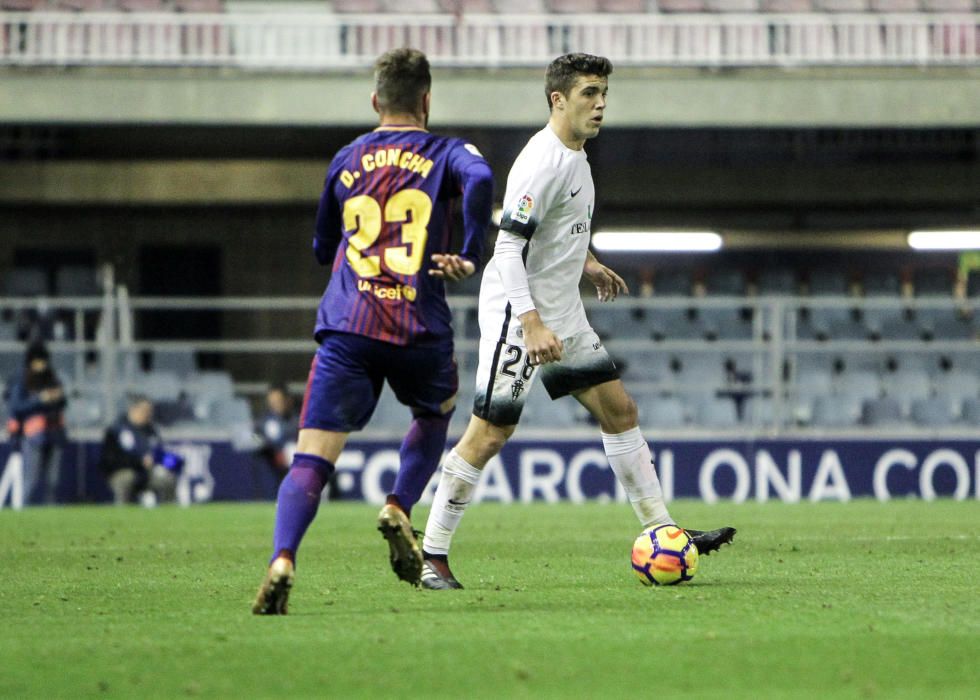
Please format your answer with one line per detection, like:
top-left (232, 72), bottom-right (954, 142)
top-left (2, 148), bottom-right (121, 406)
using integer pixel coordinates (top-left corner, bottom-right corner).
top-left (655, 0), bottom-right (707, 10)
top-left (920, 0), bottom-right (972, 9)
top-left (638, 394), bottom-right (687, 429)
top-left (700, 307), bottom-right (753, 341)
top-left (53, 0), bottom-right (110, 11)
top-left (152, 348), bottom-right (197, 377)
top-left (861, 268), bottom-right (909, 340)
top-left (757, 268), bottom-right (798, 297)
top-left (673, 353), bottom-right (728, 393)
top-left (118, 0), bottom-right (168, 9)
top-left (861, 396), bottom-right (904, 426)
top-left (808, 269), bottom-right (850, 297)
top-left (742, 395), bottom-right (776, 426)
top-left (647, 308), bottom-right (703, 341)
top-left (173, 0), bottom-right (224, 11)
top-left (833, 369), bottom-right (881, 401)
top-left (64, 392), bottom-right (105, 429)
top-left (614, 348), bottom-right (674, 386)
top-left (493, 0), bottom-right (547, 11)
top-left (210, 397), bottom-right (253, 427)
top-left (704, 268), bottom-right (747, 297)
top-left (813, 0), bottom-right (869, 9)
top-left (910, 397), bottom-right (956, 427)
top-left (881, 368), bottom-right (931, 412)
top-left (869, 0), bottom-right (921, 9)
top-left (884, 351), bottom-right (939, 375)
top-left (707, 0), bottom-right (761, 9)
top-left (185, 371), bottom-right (234, 401)
top-left (0, 0), bottom-right (45, 9)
top-left (441, 0), bottom-right (496, 11)
top-left (383, 0), bottom-right (442, 10)
top-left (598, 0), bottom-right (646, 10)
top-left (128, 370), bottom-right (182, 402)
top-left (546, 0), bottom-right (600, 10)
top-left (4, 268), bottom-right (47, 297)
top-left (522, 386), bottom-right (578, 428)
top-left (932, 370), bottom-right (980, 406)
top-left (690, 395), bottom-right (739, 429)
top-left (55, 266), bottom-right (100, 296)
top-left (591, 307), bottom-right (654, 340)
top-left (810, 394), bottom-right (861, 428)
top-left (759, 0), bottom-right (813, 10)
top-left (912, 268), bottom-right (954, 298)
top-left (961, 397), bottom-right (980, 425)
top-left (654, 269), bottom-right (694, 297)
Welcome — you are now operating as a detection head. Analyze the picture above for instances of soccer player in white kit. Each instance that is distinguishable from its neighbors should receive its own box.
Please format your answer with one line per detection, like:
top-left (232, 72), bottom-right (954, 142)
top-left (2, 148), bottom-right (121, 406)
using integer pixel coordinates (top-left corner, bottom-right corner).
top-left (420, 53), bottom-right (736, 589)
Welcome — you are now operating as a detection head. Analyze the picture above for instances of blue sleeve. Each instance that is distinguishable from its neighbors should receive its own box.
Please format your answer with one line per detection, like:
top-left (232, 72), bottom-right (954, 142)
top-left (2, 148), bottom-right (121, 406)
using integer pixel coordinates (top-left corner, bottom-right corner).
top-left (313, 161), bottom-right (344, 267)
top-left (448, 142), bottom-right (494, 269)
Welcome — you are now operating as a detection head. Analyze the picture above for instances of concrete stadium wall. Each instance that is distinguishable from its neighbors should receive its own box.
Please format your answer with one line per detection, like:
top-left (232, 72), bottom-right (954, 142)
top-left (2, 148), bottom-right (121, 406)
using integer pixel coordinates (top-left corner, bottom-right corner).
top-left (2, 67), bottom-right (979, 128)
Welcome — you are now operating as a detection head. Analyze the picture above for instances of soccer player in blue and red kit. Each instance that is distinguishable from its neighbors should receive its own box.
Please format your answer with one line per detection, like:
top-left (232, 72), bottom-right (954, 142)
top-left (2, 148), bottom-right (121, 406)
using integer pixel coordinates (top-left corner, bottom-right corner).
top-left (253, 48), bottom-right (494, 614)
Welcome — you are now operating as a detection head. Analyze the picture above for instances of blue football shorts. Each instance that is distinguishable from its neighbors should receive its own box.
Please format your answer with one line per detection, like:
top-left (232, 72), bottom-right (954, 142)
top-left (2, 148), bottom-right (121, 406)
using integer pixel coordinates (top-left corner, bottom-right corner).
top-left (299, 331), bottom-right (458, 433)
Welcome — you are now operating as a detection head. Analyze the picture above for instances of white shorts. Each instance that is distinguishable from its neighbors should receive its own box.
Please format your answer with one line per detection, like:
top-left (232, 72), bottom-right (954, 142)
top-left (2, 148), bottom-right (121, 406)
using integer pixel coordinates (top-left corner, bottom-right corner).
top-left (472, 328), bottom-right (620, 426)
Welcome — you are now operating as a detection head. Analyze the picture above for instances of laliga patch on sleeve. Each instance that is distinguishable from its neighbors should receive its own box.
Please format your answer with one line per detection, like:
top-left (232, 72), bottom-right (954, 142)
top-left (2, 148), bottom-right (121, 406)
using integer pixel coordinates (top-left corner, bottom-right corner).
top-left (464, 143), bottom-right (484, 158)
top-left (512, 193), bottom-right (534, 224)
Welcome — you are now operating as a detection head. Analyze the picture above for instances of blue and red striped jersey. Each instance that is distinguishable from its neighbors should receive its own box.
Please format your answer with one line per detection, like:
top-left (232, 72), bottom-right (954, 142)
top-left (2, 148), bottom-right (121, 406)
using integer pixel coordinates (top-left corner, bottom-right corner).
top-left (313, 126), bottom-right (493, 346)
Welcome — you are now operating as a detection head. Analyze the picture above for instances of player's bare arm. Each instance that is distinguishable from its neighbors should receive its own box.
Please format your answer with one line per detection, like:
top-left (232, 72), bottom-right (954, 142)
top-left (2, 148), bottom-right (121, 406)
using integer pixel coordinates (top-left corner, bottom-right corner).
top-left (429, 253), bottom-right (476, 282)
top-left (519, 309), bottom-right (563, 365)
top-left (583, 250), bottom-right (628, 302)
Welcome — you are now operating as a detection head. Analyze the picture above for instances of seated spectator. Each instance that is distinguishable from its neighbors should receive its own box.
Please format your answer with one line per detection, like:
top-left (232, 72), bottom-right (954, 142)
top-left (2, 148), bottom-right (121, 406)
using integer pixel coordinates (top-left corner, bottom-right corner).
top-left (98, 395), bottom-right (182, 506)
top-left (253, 384), bottom-right (297, 482)
top-left (4, 342), bottom-right (67, 505)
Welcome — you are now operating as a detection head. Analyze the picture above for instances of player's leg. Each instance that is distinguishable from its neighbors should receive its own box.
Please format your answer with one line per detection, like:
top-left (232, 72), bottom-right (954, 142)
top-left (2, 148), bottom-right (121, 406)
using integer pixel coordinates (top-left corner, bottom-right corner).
top-left (564, 331), bottom-right (736, 554)
top-left (254, 336), bottom-right (380, 614)
top-left (378, 339), bottom-right (459, 585)
top-left (420, 414), bottom-right (516, 589)
top-left (572, 378), bottom-right (673, 529)
top-left (420, 335), bottom-right (531, 589)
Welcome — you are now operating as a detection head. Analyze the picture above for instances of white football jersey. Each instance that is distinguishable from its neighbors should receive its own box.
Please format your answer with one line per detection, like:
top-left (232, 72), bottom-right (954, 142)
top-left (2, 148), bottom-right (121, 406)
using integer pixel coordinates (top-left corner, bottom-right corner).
top-left (480, 126), bottom-right (595, 343)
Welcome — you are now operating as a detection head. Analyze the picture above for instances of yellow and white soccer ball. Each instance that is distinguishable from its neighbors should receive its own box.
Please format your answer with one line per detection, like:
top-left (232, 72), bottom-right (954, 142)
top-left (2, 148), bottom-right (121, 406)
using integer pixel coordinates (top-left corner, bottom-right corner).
top-left (631, 524), bottom-right (699, 586)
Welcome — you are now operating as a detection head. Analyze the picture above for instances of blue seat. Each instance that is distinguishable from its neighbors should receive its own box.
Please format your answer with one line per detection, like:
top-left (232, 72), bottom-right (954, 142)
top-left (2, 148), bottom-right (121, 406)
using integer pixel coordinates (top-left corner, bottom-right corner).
top-left (862, 396), bottom-right (904, 426)
top-left (690, 395), bottom-right (739, 428)
top-left (55, 266), bottom-right (99, 296)
top-left (808, 269), bottom-right (849, 296)
top-left (933, 370), bottom-right (980, 405)
top-left (742, 395), bottom-right (776, 426)
top-left (648, 308), bottom-right (703, 341)
top-left (961, 398), bottom-right (980, 425)
top-left (757, 268), bottom-right (798, 296)
top-left (833, 370), bottom-right (881, 401)
top-left (673, 353), bottom-right (728, 393)
top-left (704, 269), bottom-right (747, 297)
top-left (4, 268), bottom-right (47, 296)
top-left (152, 348), bottom-right (197, 377)
top-left (654, 270), bottom-right (693, 297)
top-left (638, 395), bottom-right (687, 429)
top-left (910, 397), bottom-right (955, 427)
top-left (523, 388), bottom-right (579, 428)
top-left (882, 369), bottom-right (932, 410)
top-left (811, 394), bottom-right (862, 427)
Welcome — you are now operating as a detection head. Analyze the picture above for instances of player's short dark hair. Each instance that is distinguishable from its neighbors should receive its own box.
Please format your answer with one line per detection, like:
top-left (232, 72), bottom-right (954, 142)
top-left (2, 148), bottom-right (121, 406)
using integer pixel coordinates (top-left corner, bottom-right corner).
top-left (374, 48), bottom-right (431, 116)
top-left (544, 53), bottom-right (613, 110)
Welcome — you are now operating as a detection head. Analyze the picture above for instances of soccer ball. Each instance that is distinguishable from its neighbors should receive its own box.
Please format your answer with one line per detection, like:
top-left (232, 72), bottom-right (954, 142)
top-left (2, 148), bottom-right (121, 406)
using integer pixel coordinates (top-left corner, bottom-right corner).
top-left (631, 525), bottom-right (699, 586)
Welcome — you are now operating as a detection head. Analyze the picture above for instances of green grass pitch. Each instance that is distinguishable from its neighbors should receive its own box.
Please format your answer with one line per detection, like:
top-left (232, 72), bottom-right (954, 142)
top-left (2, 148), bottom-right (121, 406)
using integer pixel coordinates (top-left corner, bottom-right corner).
top-left (1, 500), bottom-right (978, 699)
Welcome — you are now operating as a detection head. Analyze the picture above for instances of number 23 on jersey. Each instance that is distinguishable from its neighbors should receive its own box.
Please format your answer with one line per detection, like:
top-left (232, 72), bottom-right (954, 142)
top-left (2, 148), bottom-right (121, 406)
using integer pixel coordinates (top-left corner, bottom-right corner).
top-left (343, 189), bottom-right (432, 279)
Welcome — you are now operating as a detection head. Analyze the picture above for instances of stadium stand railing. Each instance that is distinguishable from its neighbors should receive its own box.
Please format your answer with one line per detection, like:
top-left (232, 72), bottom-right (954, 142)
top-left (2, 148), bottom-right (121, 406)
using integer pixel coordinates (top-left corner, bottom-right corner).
top-left (2, 283), bottom-right (977, 439)
top-left (0, 8), bottom-right (977, 67)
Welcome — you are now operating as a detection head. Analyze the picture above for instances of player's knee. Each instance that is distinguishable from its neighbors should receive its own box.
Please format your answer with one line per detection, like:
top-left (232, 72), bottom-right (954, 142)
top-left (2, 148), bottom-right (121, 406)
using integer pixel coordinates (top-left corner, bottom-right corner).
top-left (602, 395), bottom-right (638, 434)
top-left (457, 417), bottom-right (513, 466)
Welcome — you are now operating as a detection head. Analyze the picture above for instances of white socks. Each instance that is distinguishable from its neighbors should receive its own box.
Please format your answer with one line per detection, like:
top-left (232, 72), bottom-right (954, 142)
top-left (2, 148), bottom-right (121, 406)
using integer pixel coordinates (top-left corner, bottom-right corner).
top-left (601, 427), bottom-right (672, 529)
top-left (422, 449), bottom-right (482, 556)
